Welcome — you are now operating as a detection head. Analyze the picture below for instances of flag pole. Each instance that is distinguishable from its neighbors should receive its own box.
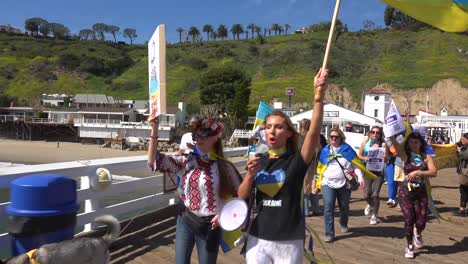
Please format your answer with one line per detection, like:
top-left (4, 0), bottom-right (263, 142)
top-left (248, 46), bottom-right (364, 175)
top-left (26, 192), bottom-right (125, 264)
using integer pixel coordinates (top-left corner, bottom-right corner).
top-left (314, 0), bottom-right (342, 102)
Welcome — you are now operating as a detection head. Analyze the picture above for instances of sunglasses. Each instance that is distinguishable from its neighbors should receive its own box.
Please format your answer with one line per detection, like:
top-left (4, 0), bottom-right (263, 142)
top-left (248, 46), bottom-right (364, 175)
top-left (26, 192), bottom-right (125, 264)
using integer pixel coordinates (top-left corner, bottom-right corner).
top-left (330, 135), bottom-right (340, 139)
top-left (371, 131), bottom-right (380, 135)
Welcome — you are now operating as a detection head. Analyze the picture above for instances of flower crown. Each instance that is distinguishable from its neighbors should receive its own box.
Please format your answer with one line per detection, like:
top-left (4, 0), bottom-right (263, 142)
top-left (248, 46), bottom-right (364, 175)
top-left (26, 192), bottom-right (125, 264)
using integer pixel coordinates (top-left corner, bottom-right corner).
top-left (199, 117), bottom-right (224, 135)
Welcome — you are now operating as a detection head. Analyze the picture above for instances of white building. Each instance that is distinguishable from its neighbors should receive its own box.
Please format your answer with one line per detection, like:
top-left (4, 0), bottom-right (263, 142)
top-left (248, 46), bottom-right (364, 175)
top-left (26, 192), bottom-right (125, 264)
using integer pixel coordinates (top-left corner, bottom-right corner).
top-left (363, 91), bottom-right (390, 122)
top-left (290, 103), bottom-right (382, 133)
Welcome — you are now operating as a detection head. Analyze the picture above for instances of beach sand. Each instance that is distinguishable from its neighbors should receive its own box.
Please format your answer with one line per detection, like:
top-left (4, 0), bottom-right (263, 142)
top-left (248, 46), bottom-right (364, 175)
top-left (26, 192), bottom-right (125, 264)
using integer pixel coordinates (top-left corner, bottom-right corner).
top-left (0, 139), bottom-right (147, 165)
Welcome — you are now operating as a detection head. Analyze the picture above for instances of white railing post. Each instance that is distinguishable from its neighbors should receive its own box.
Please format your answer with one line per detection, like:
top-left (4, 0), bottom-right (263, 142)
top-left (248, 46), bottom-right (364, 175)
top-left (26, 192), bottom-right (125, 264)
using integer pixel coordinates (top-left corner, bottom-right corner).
top-left (81, 175), bottom-right (99, 232)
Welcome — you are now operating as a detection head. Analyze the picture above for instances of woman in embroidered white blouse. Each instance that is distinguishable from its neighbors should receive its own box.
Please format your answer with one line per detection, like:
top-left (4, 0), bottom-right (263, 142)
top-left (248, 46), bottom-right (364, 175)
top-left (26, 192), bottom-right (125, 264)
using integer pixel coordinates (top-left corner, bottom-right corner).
top-left (147, 117), bottom-right (242, 264)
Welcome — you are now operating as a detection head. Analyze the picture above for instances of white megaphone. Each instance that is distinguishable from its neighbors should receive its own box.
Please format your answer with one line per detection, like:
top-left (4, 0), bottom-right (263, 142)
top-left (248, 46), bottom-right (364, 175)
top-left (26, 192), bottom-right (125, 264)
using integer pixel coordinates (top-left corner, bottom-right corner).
top-left (219, 198), bottom-right (248, 231)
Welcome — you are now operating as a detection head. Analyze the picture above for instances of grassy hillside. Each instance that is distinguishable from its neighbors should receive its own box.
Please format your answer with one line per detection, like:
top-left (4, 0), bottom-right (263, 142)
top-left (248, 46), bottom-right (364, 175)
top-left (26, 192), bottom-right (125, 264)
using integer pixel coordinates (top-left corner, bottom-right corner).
top-left (0, 29), bottom-right (467, 113)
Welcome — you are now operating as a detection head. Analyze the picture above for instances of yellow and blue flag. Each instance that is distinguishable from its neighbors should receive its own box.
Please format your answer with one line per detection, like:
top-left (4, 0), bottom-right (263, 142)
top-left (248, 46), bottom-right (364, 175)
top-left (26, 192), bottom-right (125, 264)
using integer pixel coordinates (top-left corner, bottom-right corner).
top-left (253, 101), bottom-right (273, 130)
top-left (382, 0), bottom-right (468, 32)
top-left (316, 142), bottom-right (378, 189)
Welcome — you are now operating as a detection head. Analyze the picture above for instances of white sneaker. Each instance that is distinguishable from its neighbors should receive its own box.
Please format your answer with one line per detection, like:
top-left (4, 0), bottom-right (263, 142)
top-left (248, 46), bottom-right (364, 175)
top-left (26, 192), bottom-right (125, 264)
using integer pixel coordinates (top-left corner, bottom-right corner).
top-left (370, 214), bottom-right (379, 225)
top-left (364, 204), bottom-right (372, 216)
top-left (405, 245), bottom-right (415, 259)
top-left (386, 199), bottom-right (397, 207)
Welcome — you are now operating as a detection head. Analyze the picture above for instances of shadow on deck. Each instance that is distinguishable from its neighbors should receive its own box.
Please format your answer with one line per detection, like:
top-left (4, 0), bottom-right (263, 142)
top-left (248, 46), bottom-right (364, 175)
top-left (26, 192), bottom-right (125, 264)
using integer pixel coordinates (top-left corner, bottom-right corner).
top-left (110, 168), bottom-right (468, 264)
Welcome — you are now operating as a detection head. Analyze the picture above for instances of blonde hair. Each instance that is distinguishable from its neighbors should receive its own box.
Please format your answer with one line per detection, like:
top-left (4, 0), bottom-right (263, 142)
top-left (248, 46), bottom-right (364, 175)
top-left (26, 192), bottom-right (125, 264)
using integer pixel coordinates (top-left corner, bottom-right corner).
top-left (266, 111), bottom-right (301, 152)
top-left (328, 128), bottom-right (346, 142)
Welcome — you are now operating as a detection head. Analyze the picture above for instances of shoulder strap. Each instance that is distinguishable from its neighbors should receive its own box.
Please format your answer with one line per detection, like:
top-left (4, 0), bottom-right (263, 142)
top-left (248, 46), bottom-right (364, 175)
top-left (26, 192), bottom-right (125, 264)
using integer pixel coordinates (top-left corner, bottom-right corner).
top-left (334, 157), bottom-right (352, 181)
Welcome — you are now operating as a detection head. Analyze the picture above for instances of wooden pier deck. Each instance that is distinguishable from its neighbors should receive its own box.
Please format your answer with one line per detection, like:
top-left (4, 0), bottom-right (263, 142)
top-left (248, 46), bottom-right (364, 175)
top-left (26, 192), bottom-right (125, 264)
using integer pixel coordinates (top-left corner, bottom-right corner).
top-left (110, 168), bottom-right (468, 264)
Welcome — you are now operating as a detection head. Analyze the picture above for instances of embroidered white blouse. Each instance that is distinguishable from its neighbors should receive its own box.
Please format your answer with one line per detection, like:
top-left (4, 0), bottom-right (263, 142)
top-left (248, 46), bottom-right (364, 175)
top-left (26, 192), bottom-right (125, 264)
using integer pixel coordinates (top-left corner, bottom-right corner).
top-left (153, 151), bottom-right (241, 217)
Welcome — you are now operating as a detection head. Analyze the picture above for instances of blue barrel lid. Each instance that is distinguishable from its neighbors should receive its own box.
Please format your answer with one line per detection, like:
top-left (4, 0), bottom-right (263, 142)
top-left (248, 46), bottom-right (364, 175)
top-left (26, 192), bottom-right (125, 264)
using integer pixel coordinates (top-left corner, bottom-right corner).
top-left (6, 174), bottom-right (79, 217)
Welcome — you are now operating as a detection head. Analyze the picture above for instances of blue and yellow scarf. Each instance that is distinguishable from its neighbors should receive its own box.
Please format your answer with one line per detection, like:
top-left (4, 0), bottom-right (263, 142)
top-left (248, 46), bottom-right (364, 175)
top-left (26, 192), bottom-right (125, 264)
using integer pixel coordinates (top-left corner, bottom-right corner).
top-left (316, 143), bottom-right (377, 189)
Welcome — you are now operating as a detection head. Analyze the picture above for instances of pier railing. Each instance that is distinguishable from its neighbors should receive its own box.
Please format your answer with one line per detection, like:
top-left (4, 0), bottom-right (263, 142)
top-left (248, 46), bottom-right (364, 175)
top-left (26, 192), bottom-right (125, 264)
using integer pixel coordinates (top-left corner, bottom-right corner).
top-left (0, 147), bottom-right (247, 254)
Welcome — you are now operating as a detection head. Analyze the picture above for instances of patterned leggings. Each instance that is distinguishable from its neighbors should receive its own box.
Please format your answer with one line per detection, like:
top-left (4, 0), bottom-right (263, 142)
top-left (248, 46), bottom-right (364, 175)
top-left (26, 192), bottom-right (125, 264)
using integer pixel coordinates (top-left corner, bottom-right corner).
top-left (398, 182), bottom-right (428, 245)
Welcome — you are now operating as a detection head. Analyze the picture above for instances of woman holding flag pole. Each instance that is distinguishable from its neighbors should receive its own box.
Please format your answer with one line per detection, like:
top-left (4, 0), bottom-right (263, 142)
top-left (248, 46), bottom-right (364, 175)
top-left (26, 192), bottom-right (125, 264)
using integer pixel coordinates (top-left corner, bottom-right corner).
top-left (238, 67), bottom-right (328, 263)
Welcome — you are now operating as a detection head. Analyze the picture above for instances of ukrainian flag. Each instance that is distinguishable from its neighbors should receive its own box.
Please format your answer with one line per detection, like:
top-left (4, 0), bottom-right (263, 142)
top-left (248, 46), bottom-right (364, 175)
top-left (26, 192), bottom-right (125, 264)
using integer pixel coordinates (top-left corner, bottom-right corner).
top-left (382, 0), bottom-right (468, 32)
top-left (316, 142), bottom-right (378, 189)
top-left (253, 101), bottom-right (273, 130)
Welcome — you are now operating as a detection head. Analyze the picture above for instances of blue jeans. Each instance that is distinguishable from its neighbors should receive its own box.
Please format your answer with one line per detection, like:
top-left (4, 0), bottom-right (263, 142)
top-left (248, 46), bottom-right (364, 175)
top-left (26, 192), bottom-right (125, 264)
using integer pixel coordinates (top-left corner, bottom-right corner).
top-left (322, 184), bottom-right (351, 238)
top-left (175, 215), bottom-right (219, 264)
top-left (386, 157), bottom-right (398, 200)
top-left (304, 193), bottom-right (321, 215)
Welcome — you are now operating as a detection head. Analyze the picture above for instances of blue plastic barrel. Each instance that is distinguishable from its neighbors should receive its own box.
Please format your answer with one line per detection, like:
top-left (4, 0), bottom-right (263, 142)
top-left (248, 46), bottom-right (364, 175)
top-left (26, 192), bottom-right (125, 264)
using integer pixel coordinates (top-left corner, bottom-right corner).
top-left (6, 174), bottom-right (79, 255)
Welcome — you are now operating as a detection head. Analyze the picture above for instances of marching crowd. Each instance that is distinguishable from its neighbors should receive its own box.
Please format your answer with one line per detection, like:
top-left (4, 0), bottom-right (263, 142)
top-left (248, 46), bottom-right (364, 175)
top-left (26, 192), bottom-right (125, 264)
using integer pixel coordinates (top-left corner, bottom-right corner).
top-left (147, 69), bottom-right (468, 263)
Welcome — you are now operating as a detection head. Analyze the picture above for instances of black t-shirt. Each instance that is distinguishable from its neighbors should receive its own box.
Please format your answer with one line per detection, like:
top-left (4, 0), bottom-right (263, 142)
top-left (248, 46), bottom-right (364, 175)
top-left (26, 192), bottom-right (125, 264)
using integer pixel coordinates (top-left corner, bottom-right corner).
top-left (249, 151), bottom-right (308, 241)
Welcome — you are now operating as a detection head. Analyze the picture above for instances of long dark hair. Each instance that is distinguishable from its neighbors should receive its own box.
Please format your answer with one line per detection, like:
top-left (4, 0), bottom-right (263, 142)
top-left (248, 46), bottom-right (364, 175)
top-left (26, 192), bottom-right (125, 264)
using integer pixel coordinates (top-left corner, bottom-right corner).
top-left (368, 126), bottom-right (384, 143)
top-left (404, 132), bottom-right (428, 157)
top-left (266, 111), bottom-right (301, 152)
top-left (214, 139), bottom-right (235, 199)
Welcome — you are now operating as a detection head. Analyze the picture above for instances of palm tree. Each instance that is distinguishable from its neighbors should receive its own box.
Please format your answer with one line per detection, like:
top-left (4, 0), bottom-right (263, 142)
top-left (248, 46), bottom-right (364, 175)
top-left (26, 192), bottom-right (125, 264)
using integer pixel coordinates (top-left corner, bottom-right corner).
top-left (211, 31), bottom-right (218, 41)
top-left (284, 24), bottom-right (291, 34)
top-left (217, 25), bottom-right (228, 40)
top-left (230, 24), bottom-right (244, 40)
top-left (255, 26), bottom-right (262, 37)
top-left (264, 27), bottom-right (267, 36)
top-left (176, 27), bottom-right (184, 43)
top-left (247, 23), bottom-right (256, 39)
top-left (202, 24), bottom-right (213, 42)
top-left (188, 26), bottom-right (200, 42)
top-left (271, 23), bottom-right (281, 35)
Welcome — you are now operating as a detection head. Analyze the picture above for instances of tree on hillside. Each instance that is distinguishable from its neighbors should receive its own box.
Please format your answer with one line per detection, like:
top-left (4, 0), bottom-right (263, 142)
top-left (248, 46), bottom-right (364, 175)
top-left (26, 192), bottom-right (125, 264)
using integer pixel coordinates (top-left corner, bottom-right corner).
top-left (278, 25), bottom-right (284, 35)
top-left (176, 27), bottom-right (184, 43)
top-left (271, 23), bottom-right (281, 35)
top-left (25, 17), bottom-right (48, 36)
top-left (384, 6), bottom-right (425, 30)
top-left (199, 65), bottom-right (252, 121)
top-left (255, 26), bottom-right (262, 37)
top-left (362, 20), bottom-right (377, 31)
top-left (39, 23), bottom-right (51, 37)
top-left (123, 28), bottom-right (137, 45)
top-left (107, 25), bottom-right (120, 42)
top-left (79, 29), bottom-right (94, 40)
top-left (202, 24), bottom-right (214, 42)
top-left (188, 26), bottom-right (200, 42)
top-left (247, 23), bottom-right (256, 39)
top-left (92, 23), bottom-right (107, 40)
top-left (211, 31), bottom-right (218, 41)
top-left (284, 24), bottom-right (291, 34)
top-left (217, 25), bottom-right (228, 40)
top-left (230, 24), bottom-right (244, 40)
top-left (48, 23), bottom-right (70, 39)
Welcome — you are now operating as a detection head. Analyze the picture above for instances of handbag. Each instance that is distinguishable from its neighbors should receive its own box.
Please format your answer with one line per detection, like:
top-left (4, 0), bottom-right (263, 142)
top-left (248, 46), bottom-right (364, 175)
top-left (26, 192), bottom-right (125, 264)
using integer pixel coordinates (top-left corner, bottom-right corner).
top-left (181, 209), bottom-right (220, 252)
top-left (335, 158), bottom-right (359, 191)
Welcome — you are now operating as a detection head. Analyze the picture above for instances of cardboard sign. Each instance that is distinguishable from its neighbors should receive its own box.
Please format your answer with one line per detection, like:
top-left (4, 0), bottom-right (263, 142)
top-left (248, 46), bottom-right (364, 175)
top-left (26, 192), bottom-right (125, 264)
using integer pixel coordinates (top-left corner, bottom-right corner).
top-left (148, 25), bottom-right (166, 120)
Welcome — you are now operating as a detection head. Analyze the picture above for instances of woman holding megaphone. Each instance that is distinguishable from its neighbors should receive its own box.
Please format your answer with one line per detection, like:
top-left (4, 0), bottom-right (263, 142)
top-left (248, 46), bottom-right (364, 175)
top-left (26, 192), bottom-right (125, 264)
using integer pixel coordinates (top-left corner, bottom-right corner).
top-left (238, 68), bottom-right (328, 264)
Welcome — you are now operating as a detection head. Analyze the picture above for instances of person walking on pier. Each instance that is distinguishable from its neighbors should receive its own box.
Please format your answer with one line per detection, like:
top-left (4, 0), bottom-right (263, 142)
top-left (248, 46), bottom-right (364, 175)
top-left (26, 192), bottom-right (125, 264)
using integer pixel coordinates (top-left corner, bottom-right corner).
top-left (237, 68), bottom-right (328, 264)
top-left (456, 133), bottom-right (468, 217)
top-left (147, 117), bottom-right (242, 264)
top-left (316, 128), bottom-right (365, 243)
top-left (358, 126), bottom-right (388, 225)
top-left (300, 119), bottom-right (324, 217)
top-left (390, 132), bottom-right (437, 259)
